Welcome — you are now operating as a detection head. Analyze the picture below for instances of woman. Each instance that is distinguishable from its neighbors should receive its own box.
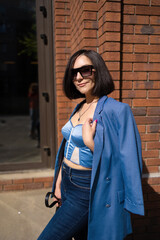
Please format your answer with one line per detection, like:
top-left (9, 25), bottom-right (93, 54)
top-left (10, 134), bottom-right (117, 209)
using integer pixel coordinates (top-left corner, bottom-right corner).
top-left (37, 50), bottom-right (144, 240)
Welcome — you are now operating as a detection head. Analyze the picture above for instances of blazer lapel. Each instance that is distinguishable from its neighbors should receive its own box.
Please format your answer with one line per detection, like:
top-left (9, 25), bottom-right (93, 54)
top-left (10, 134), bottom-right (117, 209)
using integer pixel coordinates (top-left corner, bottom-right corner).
top-left (91, 96), bottom-right (108, 189)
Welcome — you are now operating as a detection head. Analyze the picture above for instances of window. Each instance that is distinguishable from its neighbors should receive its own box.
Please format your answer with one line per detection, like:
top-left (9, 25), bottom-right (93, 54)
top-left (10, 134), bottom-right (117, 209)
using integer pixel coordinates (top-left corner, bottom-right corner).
top-left (0, 0), bottom-right (56, 171)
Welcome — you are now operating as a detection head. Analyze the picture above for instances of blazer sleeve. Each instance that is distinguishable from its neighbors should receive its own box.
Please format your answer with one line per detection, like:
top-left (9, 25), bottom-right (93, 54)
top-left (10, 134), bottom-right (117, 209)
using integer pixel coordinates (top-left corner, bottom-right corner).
top-left (118, 104), bottom-right (144, 216)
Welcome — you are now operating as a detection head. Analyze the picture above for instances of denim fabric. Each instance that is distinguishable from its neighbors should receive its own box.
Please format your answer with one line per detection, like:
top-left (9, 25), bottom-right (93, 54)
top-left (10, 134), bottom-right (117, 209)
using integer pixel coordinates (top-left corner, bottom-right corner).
top-left (37, 162), bottom-right (91, 240)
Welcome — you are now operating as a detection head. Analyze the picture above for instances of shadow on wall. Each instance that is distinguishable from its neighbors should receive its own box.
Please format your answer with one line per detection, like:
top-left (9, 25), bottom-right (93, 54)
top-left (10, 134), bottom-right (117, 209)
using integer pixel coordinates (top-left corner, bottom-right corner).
top-left (125, 160), bottom-right (160, 240)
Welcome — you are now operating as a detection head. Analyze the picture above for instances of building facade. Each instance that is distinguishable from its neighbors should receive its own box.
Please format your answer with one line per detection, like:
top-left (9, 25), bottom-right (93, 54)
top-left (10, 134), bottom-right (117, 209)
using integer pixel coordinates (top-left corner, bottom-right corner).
top-left (53, 1), bottom-right (160, 239)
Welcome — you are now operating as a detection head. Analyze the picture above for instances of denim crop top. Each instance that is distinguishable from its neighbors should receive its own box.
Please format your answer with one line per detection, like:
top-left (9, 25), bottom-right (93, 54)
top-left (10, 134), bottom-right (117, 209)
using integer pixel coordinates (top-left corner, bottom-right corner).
top-left (61, 120), bottom-right (93, 168)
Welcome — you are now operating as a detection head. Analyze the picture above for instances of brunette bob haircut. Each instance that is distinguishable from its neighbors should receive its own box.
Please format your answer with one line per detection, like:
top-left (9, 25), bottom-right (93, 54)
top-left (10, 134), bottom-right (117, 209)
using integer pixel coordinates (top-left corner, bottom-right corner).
top-left (63, 49), bottom-right (115, 99)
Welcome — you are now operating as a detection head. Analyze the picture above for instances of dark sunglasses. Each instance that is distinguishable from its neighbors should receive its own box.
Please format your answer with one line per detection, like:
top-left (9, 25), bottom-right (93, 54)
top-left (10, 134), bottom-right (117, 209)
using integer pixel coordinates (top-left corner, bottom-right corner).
top-left (71, 65), bottom-right (95, 80)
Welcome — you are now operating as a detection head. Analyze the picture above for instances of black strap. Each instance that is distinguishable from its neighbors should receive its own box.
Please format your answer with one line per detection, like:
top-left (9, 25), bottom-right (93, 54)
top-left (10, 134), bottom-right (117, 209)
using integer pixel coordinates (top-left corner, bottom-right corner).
top-left (45, 192), bottom-right (61, 208)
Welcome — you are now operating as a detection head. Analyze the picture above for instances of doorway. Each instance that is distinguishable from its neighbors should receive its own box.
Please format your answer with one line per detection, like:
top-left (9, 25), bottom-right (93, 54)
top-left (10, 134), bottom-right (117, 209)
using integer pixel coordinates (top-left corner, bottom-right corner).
top-left (0, 0), bottom-right (56, 171)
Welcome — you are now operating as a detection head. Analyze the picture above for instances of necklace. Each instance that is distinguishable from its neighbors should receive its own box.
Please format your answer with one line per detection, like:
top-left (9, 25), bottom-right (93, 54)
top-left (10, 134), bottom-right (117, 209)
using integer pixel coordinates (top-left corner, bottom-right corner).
top-left (78, 100), bottom-right (98, 121)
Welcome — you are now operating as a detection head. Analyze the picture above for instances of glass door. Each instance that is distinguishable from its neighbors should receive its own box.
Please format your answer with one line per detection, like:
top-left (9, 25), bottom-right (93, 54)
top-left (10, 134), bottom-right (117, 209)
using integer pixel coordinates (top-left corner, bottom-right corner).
top-left (0, 0), bottom-right (56, 171)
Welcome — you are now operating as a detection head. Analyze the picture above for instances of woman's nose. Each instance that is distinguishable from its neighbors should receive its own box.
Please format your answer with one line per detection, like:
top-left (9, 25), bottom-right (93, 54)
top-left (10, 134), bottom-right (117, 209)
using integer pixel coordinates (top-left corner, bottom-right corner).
top-left (76, 72), bottom-right (83, 81)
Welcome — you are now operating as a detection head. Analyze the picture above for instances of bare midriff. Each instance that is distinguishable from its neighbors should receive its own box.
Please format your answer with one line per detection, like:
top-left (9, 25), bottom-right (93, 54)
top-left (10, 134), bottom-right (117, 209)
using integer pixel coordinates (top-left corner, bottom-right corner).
top-left (63, 157), bottom-right (92, 170)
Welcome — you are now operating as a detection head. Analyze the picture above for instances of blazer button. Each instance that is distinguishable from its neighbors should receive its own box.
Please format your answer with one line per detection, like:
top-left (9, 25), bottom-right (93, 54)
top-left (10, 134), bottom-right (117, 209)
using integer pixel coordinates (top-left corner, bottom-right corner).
top-left (106, 177), bottom-right (110, 181)
top-left (106, 204), bottom-right (111, 208)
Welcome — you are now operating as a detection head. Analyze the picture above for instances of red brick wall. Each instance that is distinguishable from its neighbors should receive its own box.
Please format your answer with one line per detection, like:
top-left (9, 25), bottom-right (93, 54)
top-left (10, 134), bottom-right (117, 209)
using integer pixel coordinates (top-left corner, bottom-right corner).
top-left (122, 1), bottom-right (160, 239)
top-left (98, 0), bottom-right (121, 100)
top-left (54, 0), bottom-right (72, 144)
top-left (54, 1), bottom-right (160, 239)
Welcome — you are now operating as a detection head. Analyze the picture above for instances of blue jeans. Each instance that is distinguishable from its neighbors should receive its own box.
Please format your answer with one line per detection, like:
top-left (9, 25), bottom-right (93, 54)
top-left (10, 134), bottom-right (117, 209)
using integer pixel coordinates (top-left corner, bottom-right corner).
top-left (37, 162), bottom-right (92, 240)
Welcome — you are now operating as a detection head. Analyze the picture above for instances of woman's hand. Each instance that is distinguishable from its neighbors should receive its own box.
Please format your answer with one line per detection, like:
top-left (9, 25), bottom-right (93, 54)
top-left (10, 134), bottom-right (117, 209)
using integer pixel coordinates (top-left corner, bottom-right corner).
top-left (82, 118), bottom-right (97, 152)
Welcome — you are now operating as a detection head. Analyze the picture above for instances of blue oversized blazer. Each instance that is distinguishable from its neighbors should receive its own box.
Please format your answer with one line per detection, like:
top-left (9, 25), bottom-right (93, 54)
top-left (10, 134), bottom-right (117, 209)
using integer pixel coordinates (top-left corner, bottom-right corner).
top-left (52, 96), bottom-right (144, 240)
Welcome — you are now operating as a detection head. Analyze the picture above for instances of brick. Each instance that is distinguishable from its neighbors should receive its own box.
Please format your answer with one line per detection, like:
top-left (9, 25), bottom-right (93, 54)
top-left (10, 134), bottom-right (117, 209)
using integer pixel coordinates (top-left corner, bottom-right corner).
top-left (101, 51), bottom-right (120, 61)
top-left (123, 15), bottom-right (149, 25)
top-left (123, 5), bottom-right (135, 14)
top-left (44, 182), bottom-right (53, 188)
top-left (81, 38), bottom-right (98, 47)
top-left (122, 72), bottom-right (147, 80)
top-left (109, 90), bottom-right (119, 99)
top-left (83, 2), bottom-right (98, 11)
top-left (100, 1), bottom-right (121, 13)
top-left (99, 12), bottom-right (121, 25)
top-left (146, 159), bottom-right (160, 166)
top-left (149, 53), bottom-right (160, 62)
top-left (83, 0), bottom-right (98, 2)
top-left (137, 125), bottom-right (146, 133)
top-left (56, 60), bottom-right (68, 66)
top-left (34, 177), bottom-right (53, 183)
top-left (106, 62), bottom-right (120, 71)
top-left (147, 107), bottom-right (160, 116)
top-left (142, 150), bottom-right (159, 158)
top-left (99, 22), bottom-right (121, 35)
top-left (144, 166), bottom-right (159, 174)
top-left (133, 63), bottom-right (160, 72)
top-left (110, 72), bottom-right (120, 81)
top-left (132, 107), bottom-right (147, 116)
top-left (147, 142), bottom-right (160, 149)
top-left (133, 81), bottom-right (160, 89)
top-left (150, 35), bottom-right (160, 44)
top-left (123, 25), bottom-right (134, 34)
top-left (99, 32), bottom-right (120, 44)
top-left (147, 124), bottom-right (160, 133)
top-left (23, 182), bottom-right (44, 190)
top-left (150, 16), bottom-right (160, 25)
top-left (141, 133), bottom-right (159, 141)
top-left (99, 42), bottom-right (120, 52)
top-left (151, 0), bottom-right (160, 6)
top-left (123, 89), bottom-right (147, 98)
top-left (135, 44), bottom-right (160, 53)
top-left (55, 2), bottom-right (65, 9)
top-left (113, 81), bottom-right (120, 90)
top-left (55, 16), bottom-right (66, 22)
top-left (122, 44), bottom-right (133, 53)
top-left (136, 6), bottom-right (160, 15)
top-left (123, 34), bottom-right (148, 44)
top-left (55, 30), bottom-right (66, 36)
top-left (122, 99), bottom-right (132, 105)
top-left (83, 20), bottom-right (98, 29)
top-left (122, 63), bottom-right (132, 71)
top-left (149, 72), bottom-right (160, 80)
top-left (135, 116), bottom-right (160, 124)
top-left (148, 90), bottom-right (160, 98)
top-left (0, 180), bottom-right (12, 185)
top-left (13, 178), bottom-right (33, 184)
top-left (56, 22), bottom-right (70, 28)
top-left (122, 81), bottom-right (132, 89)
top-left (55, 9), bottom-right (70, 16)
top-left (55, 0), bottom-right (69, 2)
top-left (135, 25), bottom-right (160, 35)
top-left (133, 99), bottom-right (160, 107)
top-left (82, 29), bottom-right (97, 38)
top-left (4, 184), bottom-right (24, 191)
top-left (123, 53), bottom-right (148, 63)
top-left (55, 35), bottom-right (71, 41)
top-left (124, 0), bottom-right (150, 4)
top-left (141, 142), bottom-right (146, 150)
top-left (82, 11), bottom-right (97, 20)
top-left (151, 184), bottom-right (160, 192)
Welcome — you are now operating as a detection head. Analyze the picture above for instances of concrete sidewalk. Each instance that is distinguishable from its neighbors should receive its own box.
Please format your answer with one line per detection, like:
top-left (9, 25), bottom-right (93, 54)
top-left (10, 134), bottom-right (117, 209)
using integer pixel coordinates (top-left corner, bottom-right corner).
top-left (0, 189), bottom-right (56, 240)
